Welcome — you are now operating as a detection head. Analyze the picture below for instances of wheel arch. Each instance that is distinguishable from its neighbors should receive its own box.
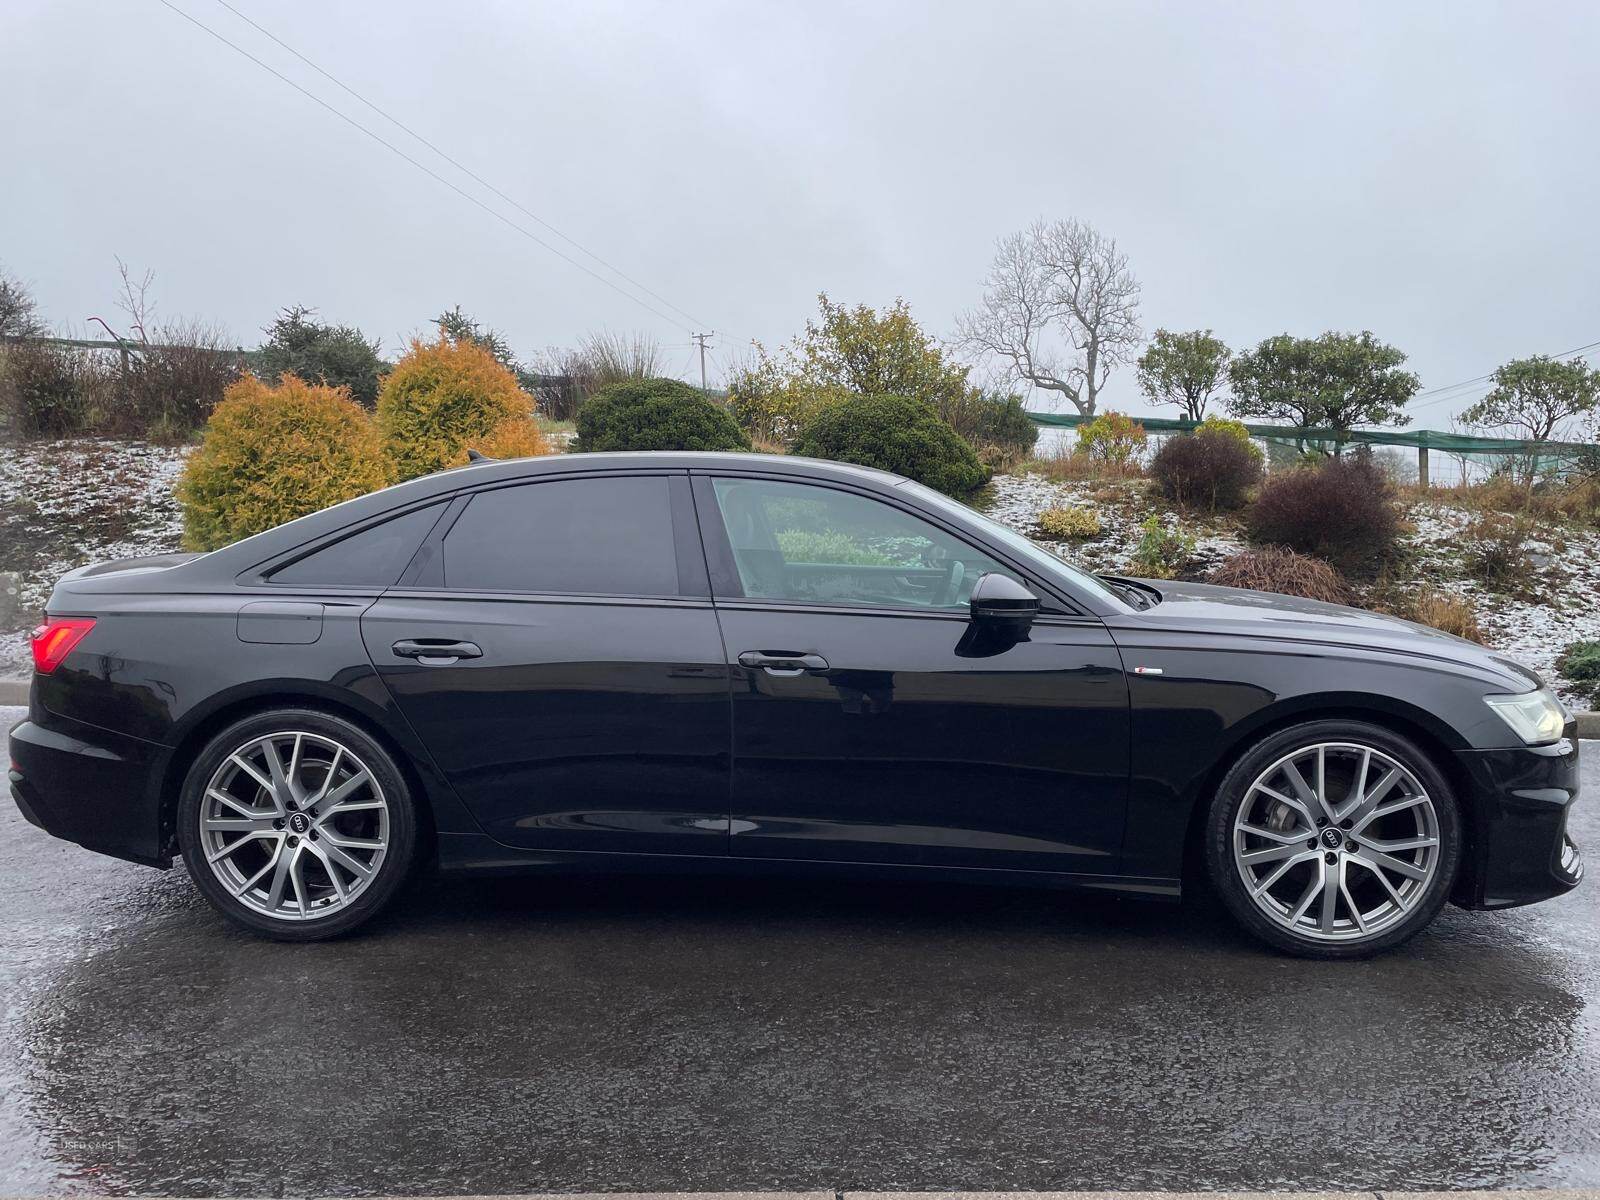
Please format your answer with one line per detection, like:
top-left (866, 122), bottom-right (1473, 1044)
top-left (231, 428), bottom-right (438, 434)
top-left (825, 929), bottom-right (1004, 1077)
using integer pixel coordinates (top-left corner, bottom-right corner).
top-left (1177, 693), bottom-right (1478, 895)
top-left (153, 681), bottom-right (454, 863)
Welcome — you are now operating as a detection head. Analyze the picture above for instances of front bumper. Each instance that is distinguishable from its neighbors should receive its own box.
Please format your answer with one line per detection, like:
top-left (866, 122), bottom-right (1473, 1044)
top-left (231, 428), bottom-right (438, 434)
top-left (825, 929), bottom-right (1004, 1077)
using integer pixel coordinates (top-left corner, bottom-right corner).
top-left (1452, 734), bottom-right (1582, 909)
top-left (8, 711), bottom-right (172, 869)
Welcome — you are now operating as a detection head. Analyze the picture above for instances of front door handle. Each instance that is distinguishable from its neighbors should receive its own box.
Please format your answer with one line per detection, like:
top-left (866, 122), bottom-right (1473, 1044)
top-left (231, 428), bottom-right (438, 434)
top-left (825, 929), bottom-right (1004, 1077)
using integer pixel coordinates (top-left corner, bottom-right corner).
top-left (393, 638), bottom-right (483, 665)
top-left (738, 650), bottom-right (829, 676)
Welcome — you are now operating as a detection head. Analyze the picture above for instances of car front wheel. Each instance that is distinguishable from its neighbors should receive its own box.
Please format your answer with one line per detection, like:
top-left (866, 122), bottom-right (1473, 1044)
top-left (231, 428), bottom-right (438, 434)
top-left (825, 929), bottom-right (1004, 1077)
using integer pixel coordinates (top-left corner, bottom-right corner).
top-left (1205, 719), bottom-right (1461, 958)
top-left (177, 709), bottom-right (419, 940)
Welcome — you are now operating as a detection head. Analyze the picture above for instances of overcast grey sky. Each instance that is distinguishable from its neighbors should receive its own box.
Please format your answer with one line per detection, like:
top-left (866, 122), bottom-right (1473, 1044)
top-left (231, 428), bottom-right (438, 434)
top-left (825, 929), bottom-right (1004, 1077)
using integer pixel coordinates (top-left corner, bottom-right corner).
top-left (5, 0), bottom-right (1598, 424)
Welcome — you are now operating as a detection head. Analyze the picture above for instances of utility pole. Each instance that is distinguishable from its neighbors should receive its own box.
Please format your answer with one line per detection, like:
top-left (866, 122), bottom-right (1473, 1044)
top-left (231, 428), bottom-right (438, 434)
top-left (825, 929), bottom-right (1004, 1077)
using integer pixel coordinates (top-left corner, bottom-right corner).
top-left (692, 331), bottom-right (714, 392)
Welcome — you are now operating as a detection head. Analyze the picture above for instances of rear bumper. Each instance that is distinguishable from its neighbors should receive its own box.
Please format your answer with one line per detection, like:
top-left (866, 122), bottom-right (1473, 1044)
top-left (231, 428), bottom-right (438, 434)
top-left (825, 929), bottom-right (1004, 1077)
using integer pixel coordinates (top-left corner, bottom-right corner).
top-left (7, 711), bottom-right (172, 869)
top-left (1452, 735), bottom-right (1582, 910)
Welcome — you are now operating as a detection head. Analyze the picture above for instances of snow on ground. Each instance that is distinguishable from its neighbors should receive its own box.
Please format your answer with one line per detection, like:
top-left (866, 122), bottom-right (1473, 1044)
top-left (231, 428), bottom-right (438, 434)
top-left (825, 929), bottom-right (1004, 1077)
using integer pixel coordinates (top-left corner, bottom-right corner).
top-left (0, 440), bottom-right (187, 678)
top-left (984, 469), bottom-right (1600, 710)
top-left (981, 471), bottom-right (1245, 576)
top-left (1402, 498), bottom-right (1600, 708)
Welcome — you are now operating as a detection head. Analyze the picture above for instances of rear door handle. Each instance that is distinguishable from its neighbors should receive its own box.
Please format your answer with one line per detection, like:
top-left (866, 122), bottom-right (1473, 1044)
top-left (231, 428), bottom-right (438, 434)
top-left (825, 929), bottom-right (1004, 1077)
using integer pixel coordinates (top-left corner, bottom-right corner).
top-left (738, 650), bottom-right (829, 676)
top-left (392, 638), bottom-right (483, 665)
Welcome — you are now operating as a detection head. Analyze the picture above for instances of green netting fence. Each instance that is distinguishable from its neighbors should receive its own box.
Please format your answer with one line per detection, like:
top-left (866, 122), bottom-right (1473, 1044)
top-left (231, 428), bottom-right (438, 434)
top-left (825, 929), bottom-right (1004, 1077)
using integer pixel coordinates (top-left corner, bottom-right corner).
top-left (1026, 412), bottom-right (1596, 485)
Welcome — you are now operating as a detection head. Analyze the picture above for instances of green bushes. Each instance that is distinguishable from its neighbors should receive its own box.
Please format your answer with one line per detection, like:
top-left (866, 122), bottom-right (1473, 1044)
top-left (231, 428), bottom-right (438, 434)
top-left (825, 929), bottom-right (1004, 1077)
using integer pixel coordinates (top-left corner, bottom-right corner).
top-left (1246, 456), bottom-right (1398, 572)
top-left (176, 374), bottom-right (390, 550)
top-left (377, 335), bottom-right (535, 478)
top-left (1075, 411), bottom-right (1147, 472)
top-left (791, 393), bottom-right (988, 496)
top-left (255, 306), bottom-right (386, 408)
top-left (937, 388), bottom-right (1039, 468)
top-left (1128, 515), bottom-right (1195, 579)
top-left (723, 357), bottom-right (843, 447)
top-left (1557, 641), bottom-right (1600, 705)
top-left (575, 377), bottom-right (750, 452)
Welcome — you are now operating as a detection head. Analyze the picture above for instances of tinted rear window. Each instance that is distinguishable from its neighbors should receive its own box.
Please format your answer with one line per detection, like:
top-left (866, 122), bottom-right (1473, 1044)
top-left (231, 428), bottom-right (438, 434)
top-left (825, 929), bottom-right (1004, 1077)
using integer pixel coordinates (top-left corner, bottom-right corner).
top-left (442, 476), bottom-right (680, 596)
top-left (271, 504), bottom-right (443, 587)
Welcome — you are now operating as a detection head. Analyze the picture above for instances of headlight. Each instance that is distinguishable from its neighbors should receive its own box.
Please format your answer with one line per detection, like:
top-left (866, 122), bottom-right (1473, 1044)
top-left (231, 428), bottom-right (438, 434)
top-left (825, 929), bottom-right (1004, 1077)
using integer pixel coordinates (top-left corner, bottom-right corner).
top-left (1484, 688), bottom-right (1569, 745)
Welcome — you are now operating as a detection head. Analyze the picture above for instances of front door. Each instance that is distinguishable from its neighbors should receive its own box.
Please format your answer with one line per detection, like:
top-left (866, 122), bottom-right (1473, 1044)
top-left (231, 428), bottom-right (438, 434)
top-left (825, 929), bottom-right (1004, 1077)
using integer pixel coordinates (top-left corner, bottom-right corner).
top-left (363, 471), bottom-right (731, 856)
top-left (694, 473), bottom-right (1130, 875)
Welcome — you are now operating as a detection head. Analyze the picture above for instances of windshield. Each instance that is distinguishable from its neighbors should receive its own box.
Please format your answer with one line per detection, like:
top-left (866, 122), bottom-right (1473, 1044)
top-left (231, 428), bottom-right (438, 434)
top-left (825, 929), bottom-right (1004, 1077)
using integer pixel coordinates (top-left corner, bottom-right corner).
top-left (895, 480), bottom-right (1131, 610)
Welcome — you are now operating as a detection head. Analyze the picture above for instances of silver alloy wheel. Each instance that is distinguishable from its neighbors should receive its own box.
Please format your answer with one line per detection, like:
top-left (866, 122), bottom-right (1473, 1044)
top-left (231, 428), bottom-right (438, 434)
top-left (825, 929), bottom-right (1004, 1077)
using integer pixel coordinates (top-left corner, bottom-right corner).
top-left (1232, 740), bottom-right (1440, 942)
top-left (198, 730), bottom-right (389, 921)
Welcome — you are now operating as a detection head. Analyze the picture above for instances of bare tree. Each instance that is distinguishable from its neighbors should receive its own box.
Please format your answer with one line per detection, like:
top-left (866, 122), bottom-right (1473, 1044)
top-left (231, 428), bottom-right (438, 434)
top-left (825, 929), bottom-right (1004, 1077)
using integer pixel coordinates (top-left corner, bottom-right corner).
top-left (957, 218), bottom-right (1141, 415)
top-left (113, 256), bottom-right (157, 343)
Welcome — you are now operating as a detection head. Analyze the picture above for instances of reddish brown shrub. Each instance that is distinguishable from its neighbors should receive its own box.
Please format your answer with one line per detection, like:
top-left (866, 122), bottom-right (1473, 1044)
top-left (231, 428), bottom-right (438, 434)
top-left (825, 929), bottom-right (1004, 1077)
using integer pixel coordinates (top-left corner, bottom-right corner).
top-left (1246, 456), bottom-right (1398, 572)
top-left (1151, 427), bottom-right (1263, 510)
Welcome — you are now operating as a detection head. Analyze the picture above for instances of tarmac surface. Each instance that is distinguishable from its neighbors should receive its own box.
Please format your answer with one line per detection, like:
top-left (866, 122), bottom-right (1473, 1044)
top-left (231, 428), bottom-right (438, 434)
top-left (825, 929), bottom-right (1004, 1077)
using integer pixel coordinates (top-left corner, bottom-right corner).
top-left (1, 706), bottom-right (1595, 1196)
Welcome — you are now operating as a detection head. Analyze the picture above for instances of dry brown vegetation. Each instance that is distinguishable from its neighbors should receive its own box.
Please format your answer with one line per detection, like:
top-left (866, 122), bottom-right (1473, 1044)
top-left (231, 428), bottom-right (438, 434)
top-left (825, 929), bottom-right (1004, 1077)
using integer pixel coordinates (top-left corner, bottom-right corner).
top-left (1246, 457), bottom-right (1399, 573)
top-left (1209, 545), bottom-right (1351, 604)
top-left (1016, 439), bottom-right (1147, 482)
top-left (1400, 472), bottom-right (1600, 526)
top-left (1398, 587), bottom-right (1486, 643)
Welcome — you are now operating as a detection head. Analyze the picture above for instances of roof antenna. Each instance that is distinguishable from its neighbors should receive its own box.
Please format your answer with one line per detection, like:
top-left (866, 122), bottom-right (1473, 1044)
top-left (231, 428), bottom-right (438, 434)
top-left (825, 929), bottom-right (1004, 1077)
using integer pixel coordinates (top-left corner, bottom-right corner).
top-left (465, 448), bottom-right (493, 463)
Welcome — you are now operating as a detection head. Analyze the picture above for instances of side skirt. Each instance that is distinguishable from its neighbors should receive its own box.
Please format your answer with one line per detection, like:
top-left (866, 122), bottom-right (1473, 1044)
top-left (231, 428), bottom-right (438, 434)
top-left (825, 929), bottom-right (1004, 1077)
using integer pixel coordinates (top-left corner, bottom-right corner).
top-left (433, 831), bottom-right (1181, 901)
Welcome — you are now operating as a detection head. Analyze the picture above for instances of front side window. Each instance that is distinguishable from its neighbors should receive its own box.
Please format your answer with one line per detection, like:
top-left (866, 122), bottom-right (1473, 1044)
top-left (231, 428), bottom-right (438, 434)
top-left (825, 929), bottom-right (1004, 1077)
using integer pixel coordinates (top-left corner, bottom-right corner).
top-left (896, 479), bottom-right (1129, 610)
top-left (442, 476), bottom-right (680, 596)
top-left (709, 478), bottom-right (1007, 610)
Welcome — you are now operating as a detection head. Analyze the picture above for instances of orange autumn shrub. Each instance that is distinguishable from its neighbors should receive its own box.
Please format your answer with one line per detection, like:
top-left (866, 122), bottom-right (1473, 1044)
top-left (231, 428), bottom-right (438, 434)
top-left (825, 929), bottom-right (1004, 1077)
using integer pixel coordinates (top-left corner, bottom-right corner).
top-left (377, 335), bottom-right (532, 480)
top-left (177, 373), bottom-right (389, 550)
top-left (450, 417), bottom-right (551, 465)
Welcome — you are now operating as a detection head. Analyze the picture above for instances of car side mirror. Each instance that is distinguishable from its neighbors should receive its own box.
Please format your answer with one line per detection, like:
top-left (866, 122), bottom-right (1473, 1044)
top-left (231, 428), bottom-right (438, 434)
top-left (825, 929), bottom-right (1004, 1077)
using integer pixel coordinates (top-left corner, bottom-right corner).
top-left (968, 572), bottom-right (1039, 632)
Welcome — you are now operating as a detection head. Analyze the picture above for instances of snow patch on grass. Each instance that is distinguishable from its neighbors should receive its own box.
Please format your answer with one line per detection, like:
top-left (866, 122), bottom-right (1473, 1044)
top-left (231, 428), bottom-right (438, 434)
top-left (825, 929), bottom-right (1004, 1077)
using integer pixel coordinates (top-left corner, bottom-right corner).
top-left (986, 472), bottom-right (1600, 710)
top-left (983, 472), bottom-right (1243, 577)
top-left (1403, 497), bottom-right (1600, 708)
top-left (0, 440), bottom-right (188, 678)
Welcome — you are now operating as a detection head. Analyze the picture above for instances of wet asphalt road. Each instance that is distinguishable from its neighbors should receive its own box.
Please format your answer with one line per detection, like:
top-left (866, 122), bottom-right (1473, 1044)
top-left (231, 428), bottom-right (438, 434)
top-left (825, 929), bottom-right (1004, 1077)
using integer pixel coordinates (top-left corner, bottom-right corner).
top-left (1, 705), bottom-right (1596, 1196)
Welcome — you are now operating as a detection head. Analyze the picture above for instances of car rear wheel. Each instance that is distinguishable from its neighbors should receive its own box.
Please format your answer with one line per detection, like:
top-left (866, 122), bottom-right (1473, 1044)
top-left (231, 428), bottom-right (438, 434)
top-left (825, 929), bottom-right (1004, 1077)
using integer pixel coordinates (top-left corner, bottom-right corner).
top-left (1205, 719), bottom-right (1461, 958)
top-left (177, 709), bottom-right (419, 940)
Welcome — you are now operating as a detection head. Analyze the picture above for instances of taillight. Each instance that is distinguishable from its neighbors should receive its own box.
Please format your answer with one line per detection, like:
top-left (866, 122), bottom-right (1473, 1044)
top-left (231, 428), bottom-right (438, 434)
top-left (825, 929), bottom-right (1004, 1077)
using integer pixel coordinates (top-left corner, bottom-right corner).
top-left (31, 617), bottom-right (96, 675)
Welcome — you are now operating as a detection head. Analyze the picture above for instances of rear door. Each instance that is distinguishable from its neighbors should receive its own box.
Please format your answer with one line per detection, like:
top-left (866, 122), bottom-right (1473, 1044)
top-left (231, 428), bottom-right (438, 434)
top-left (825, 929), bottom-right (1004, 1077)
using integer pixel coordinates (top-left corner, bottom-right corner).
top-left (362, 470), bottom-right (732, 857)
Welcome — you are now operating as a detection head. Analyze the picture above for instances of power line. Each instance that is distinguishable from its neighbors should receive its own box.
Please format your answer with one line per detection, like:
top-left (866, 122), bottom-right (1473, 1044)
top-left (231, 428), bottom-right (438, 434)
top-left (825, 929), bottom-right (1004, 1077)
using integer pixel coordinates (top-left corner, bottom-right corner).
top-left (673, 343), bottom-right (698, 381)
top-left (154, 0), bottom-right (697, 334)
top-left (1412, 337), bottom-right (1600, 410)
top-left (207, 0), bottom-right (713, 332)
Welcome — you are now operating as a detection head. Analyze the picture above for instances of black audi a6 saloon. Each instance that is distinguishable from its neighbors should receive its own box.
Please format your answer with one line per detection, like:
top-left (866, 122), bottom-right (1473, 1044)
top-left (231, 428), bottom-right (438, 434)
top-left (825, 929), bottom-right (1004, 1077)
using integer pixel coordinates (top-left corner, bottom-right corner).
top-left (8, 452), bottom-right (1583, 956)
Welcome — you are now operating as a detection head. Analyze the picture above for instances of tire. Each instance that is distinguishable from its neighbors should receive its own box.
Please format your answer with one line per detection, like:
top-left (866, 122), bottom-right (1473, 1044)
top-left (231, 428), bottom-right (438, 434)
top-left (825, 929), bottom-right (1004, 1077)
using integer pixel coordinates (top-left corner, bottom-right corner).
top-left (1204, 719), bottom-right (1461, 959)
top-left (177, 708), bottom-right (420, 940)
